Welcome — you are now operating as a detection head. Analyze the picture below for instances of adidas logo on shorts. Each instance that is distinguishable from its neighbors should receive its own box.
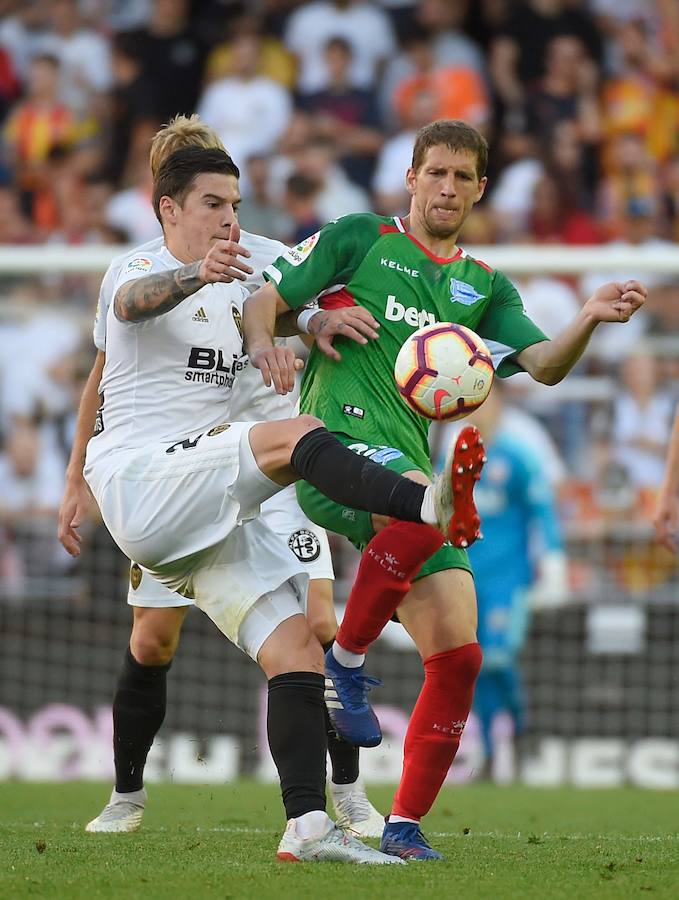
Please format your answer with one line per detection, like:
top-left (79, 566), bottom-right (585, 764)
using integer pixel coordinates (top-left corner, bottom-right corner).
top-left (192, 307), bottom-right (209, 323)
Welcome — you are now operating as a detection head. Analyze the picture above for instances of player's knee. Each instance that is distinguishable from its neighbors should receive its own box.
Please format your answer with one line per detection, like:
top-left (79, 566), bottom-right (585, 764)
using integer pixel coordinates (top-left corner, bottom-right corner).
top-left (130, 628), bottom-right (179, 666)
top-left (306, 606), bottom-right (337, 647)
top-left (286, 415), bottom-right (324, 453)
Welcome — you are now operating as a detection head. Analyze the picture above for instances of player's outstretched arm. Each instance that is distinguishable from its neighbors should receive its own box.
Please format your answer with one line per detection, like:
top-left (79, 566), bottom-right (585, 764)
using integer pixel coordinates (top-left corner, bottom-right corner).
top-left (58, 351), bottom-right (105, 556)
top-left (516, 280), bottom-right (647, 385)
top-left (114, 233), bottom-right (253, 323)
top-left (654, 405), bottom-right (679, 554)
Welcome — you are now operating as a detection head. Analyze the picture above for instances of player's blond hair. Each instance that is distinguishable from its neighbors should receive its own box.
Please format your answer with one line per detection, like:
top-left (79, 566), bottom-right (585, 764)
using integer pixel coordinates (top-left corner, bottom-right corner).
top-left (149, 115), bottom-right (227, 179)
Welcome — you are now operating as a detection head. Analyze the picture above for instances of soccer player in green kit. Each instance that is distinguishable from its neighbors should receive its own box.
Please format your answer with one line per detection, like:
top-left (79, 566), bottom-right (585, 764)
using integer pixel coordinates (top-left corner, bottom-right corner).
top-left (244, 119), bottom-right (647, 860)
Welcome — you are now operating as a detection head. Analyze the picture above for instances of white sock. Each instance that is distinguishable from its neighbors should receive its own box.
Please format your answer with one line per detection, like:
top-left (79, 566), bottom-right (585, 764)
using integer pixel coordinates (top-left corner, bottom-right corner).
top-left (388, 814), bottom-right (419, 825)
top-left (112, 788), bottom-right (146, 806)
top-left (330, 776), bottom-right (360, 792)
top-left (332, 644), bottom-right (365, 668)
top-left (420, 485), bottom-right (437, 526)
top-left (295, 809), bottom-right (332, 839)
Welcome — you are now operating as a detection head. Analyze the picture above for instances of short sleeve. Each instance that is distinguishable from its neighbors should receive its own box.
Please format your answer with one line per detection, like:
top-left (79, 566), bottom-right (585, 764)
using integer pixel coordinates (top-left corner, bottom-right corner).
top-left (263, 214), bottom-right (373, 309)
top-left (479, 270), bottom-right (549, 377)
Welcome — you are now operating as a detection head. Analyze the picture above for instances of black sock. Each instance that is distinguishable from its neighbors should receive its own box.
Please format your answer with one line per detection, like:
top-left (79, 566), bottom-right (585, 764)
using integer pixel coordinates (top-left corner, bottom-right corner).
top-left (267, 672), bottom-right (327, 819)
top-left (322, 641), bottom-right (360, 785)
top-left (291, 428), bottom-right (426, 523)
top-left (112, 647), bottom-right (171, 793)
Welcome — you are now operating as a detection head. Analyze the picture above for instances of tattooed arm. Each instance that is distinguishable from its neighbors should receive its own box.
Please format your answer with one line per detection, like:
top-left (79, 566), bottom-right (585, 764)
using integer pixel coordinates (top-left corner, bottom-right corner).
top-left (114, 261), bottom-right (204, 323)
top-left (114, 237), bottom-right (253, 323)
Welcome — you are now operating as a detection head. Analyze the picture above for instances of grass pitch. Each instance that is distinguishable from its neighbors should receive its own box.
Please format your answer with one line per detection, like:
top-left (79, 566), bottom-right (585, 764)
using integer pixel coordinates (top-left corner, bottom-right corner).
top-left (2, 781), bottom-right (678, 899)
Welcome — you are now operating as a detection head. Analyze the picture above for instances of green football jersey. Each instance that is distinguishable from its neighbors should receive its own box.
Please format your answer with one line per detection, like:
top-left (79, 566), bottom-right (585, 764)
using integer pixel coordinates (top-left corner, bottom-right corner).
top-left (265, 213), bottom-right (548, 472)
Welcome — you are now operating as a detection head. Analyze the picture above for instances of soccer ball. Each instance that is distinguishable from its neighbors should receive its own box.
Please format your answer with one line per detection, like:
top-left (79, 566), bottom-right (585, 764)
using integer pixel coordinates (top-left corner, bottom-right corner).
top-left (394, 323), bottom-right (494, 420)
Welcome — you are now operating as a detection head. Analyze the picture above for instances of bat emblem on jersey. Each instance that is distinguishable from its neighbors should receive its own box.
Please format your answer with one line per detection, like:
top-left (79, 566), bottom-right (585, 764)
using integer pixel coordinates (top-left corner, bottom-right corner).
top-left (231, 304), bottom-right (243, 338)
top-left (449, 279), bottom-right (485, 306)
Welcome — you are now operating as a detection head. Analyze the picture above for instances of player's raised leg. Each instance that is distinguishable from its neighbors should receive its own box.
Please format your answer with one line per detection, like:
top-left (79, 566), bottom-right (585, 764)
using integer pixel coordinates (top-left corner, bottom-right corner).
top-left (247, 415), bottom-right (475, 536)
top-left (379, 568), bottom-right (481, 860)
top-left (86, 605), bottom-right (188, 833)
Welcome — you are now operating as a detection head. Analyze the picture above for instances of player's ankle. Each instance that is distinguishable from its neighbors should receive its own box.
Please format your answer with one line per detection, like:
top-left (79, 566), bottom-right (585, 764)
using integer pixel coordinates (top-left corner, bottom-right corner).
top-left (388, 814), bottom-right (420, 825)
top-left (331, 643), bottom-right (365, 668)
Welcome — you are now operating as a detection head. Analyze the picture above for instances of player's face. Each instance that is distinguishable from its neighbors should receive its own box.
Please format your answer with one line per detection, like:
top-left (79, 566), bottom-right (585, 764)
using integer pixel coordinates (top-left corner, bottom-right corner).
top-left (407, 145), bottom-right (487, 240)
top-left (174, 172), bottom-right (241, 259)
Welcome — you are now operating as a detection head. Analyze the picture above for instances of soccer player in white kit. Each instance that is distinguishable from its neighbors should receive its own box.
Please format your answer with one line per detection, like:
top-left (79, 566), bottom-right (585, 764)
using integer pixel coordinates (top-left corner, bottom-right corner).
top-left (58, 118), bottom-right (383, 841)
top-left (75, 145), bottom-right (460, 863)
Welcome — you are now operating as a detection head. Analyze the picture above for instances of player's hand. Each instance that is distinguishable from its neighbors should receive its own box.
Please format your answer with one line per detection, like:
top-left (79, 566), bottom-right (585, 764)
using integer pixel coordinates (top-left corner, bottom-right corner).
top-left (58, 475), bottom-right (92, 557)
top-left (250, 344), bottom-right (304, 395)
top-left (308, 307), bottom-right (380, 361)
top-left (198, 222), bottom-right (253, 284)
top-left (653, 489), bottom-right (678, 554)
top-left (583, 280), bottom-right (647, 324)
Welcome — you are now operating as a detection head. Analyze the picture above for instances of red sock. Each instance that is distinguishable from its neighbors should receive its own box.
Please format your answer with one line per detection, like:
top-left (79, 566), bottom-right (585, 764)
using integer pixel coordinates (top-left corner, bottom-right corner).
top-left (335, 521), bottom-right (444, 655)
top-left (392, 643), bottom-right (483, 821)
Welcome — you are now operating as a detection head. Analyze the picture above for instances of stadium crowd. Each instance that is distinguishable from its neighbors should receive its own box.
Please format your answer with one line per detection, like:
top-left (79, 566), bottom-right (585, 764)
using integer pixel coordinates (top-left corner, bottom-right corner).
top-left (0, 0), bottom-right (677, 601)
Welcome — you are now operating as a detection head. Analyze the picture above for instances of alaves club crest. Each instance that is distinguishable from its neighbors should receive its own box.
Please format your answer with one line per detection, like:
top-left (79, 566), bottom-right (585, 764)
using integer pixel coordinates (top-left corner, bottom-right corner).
top-left (449, 278), bottom-right (485, 306)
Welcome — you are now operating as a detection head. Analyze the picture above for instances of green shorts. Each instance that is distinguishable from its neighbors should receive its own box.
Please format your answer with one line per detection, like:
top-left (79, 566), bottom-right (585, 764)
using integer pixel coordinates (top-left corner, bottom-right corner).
top-left (295, 432), bottom-right (472, 581)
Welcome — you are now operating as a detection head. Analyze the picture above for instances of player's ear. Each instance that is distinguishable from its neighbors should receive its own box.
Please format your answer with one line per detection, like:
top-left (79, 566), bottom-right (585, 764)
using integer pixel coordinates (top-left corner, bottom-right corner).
top-left (158, 195), bottom-right (177, 225)
top-left (475, 176), bottom-right (488, 203)
top-left (405, 166), bottom-right (417, 197)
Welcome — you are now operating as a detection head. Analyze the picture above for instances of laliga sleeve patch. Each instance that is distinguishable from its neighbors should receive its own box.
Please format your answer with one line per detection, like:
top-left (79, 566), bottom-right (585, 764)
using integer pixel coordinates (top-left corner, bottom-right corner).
top-left (125, 256), bottom-right (153, 273)
top-left (288, 528), bottom-right (321, 562)
top-left (283, 231), bottom-right (320, 267)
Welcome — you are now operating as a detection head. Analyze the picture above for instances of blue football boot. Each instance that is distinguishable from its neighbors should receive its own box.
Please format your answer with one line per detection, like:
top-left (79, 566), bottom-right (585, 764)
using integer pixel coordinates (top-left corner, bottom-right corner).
top-left (380, 820), bottom-right (444, 861)
top-left (324, 648), bottom-right (382, 747)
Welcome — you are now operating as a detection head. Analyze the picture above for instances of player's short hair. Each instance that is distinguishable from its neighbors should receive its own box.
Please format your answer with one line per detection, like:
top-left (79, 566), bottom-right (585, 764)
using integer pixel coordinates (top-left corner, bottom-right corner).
top-left (153, 147), bottom-right (240, 221)
top-left (411, 119), bottom-right (488, 179)
top-left (149, 115), bottom-right (226, 180)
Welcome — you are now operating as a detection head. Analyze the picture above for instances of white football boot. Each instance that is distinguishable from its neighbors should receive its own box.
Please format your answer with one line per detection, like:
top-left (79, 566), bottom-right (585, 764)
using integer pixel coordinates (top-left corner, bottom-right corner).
top-left (276, 812), bottom-right (404, 864)
top-left (330, 778), bottom-right (386, 838)
top-left (85, 787), bottom-right (147, 833)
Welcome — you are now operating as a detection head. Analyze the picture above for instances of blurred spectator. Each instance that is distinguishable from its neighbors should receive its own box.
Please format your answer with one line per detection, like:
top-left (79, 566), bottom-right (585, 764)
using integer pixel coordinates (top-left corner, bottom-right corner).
top-left (284, 0), bottom-right (397, 94)
top-left (104, 158), bottom-right (160, 245)
top-left (80, 0), bottom-right (152, 32)
top-left (487, 130), bottom-right (544, 241)
top-left (371, 89), bottom-right (437, 215)
top-left (0, 45), bottom-right (19, 125)
top-left (204, 13), bottom-right (297, 90)
top-left (524, 34), bottom-right (600, 149)
top-left (197, 32), bottom-right (292, 186)
top-left (0, 185), bottom-right (35, 244)
top-left (0, 0), bottom-right (49, 82)
top-left (391, 30), bottom-right (490, 133)
top-left (523, 173), bottom-right (602, 245)
top-left (283, 172), bottom-right (323, 244)
top-left (124, 0), bottom-right (207, 122)
top-left (380, 0), bottom-right (487, 126)
top-left (596, 132), bottom-right (660, 238)
top-left (100, 32), bottom-right (160, 187)
top-left (611, 349), bottom-right (676, 489)
top-left (237, 154), bottom-right (292, 243)
top-left (431, 383), bottom-right (567, 778)
top-left (600, 18), bottom-right (679, 168)
top-left (39, 0), bottom-right (113, 116)
top-left (489, 0), bottom-right (602, 124)
top-left (3, 55), bottom-right (93, 226)
top-left (297, 36), bottom-right (383, 190)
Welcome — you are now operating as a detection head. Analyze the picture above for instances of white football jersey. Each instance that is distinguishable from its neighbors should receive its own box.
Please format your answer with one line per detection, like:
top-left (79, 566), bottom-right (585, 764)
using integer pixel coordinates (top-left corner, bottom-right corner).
top-left (85, 245), bottom-right (250, 492)
top-left (92, 230), bottom-right (298, 425)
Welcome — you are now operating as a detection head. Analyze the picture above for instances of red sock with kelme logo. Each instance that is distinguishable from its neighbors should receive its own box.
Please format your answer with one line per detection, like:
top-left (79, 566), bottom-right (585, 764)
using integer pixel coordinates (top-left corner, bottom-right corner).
top-left (392, 643), bottom-right (483, 820)
top-left (335, 521), bottom-right (444, 655)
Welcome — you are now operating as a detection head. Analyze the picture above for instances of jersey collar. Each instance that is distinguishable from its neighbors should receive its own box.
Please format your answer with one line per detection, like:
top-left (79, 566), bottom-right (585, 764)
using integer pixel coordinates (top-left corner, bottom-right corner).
top-left (393, 217), bottom-right (464, 265)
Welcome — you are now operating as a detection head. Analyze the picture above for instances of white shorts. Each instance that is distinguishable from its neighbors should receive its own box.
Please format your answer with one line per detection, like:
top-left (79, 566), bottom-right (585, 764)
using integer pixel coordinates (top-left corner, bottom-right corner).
top-left (126, 483), bottom-right (333, 607)
top-left (90, 422), bottom-right (311, 649)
